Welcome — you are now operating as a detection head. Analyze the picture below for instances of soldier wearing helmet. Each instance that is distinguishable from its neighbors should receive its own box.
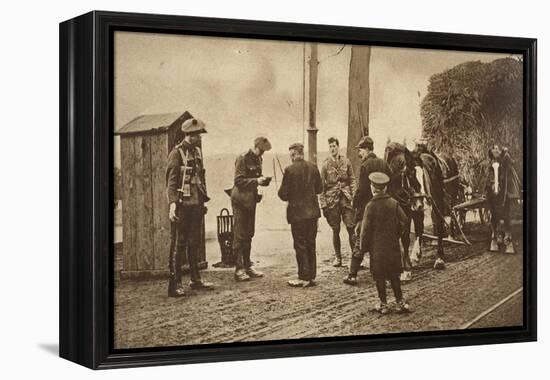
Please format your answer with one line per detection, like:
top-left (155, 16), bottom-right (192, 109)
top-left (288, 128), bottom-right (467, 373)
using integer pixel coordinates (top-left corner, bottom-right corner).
top-left (166, 118), bottom-right (214, 297)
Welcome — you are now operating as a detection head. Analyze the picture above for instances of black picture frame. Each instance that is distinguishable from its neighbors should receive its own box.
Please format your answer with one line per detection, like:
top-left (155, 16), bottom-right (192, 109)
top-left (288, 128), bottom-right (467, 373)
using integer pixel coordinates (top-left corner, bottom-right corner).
top-left (59, 10), bottom-right (537, 369)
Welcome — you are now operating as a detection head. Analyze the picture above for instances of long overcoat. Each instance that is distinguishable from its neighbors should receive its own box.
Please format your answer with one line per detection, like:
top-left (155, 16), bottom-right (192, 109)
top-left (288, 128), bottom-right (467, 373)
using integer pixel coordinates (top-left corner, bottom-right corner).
top-left (360, 193), bottom-right (408, 280)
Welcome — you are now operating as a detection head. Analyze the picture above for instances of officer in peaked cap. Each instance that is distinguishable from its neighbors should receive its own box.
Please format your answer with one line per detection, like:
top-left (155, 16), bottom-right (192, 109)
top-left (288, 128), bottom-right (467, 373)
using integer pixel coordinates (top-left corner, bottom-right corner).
top-left (165, 117), bottom-right (214, 297)
top-left (344, 135), bottom-right (392, 286)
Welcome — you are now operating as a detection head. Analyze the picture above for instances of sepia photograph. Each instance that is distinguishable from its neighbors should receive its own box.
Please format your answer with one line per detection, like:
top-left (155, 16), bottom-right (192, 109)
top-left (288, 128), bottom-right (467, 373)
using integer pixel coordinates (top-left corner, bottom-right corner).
top-left (112, 31), bottom-right (524, 349)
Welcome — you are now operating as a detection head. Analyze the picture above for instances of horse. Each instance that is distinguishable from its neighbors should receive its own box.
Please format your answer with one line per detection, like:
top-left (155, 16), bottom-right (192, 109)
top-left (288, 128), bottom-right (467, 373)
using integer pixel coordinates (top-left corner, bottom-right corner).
top-left (438, 152), bottom-right (461, 236)
top-left (386, 142), bottom-right (461, 271)
top-left (486, 146), bottom-right (521, 254)
top-left (412, 147), bottom-right (462, 269)
top-left (384, 143), bottom-right (425, 279)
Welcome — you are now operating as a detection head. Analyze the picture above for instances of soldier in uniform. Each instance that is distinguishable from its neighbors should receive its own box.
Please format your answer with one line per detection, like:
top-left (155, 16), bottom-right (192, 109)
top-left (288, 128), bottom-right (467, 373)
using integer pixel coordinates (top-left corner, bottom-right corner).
top-left (231, 136), bottom-right (272, 281)
top-left (343, 136), bottom-right (392, 285)
top-left (278, 143), bottom-right (323, 288)
top-left (319, 137), bottom-right (357, 267)
top-left (361, 172), bottom-right (410, 314)
top-left (166, 118), bottom-right (214, 297)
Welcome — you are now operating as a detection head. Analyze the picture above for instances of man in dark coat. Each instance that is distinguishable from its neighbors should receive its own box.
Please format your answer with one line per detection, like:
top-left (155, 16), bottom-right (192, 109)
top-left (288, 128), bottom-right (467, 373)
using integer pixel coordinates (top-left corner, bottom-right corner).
top-left (278, 143), bottom-right (323, 288)
top-left (344, 136), bottom-right (392, 285)
top-left (361, 172), bottom-right (410, 314)
top-left (231, 136), bottom-right (272, 281)
top-left (166, 118), bottom-right (214, 297)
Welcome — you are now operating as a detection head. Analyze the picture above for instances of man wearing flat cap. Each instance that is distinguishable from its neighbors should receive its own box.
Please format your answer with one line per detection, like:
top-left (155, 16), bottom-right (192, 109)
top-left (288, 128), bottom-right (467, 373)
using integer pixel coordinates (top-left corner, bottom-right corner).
top-left (231, 136), bottom-right (272, 281)
top-left (278, 143), bottom-right (323, 288)
top-left (361, 172), bottom-right (410, 314)
top-left (166, 118), bottom-right (214, 297)
top-left (344, 135), bottom-right (392, 285)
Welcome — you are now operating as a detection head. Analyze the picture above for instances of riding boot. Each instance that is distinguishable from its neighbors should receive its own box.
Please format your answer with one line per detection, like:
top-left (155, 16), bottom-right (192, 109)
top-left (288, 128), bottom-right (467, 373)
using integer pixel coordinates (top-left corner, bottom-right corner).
top-left (332, 228), bottom-right (342, 267)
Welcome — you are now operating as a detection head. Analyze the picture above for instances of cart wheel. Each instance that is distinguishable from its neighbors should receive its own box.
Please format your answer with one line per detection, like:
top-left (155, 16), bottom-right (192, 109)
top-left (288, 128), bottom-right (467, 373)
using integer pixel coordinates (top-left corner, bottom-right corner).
top-left (457, 210), bottom-right (466, 229)
top-left (450, 209), bottom-right (466, 239)
top-left (453, 190), bottom-right (467, 230)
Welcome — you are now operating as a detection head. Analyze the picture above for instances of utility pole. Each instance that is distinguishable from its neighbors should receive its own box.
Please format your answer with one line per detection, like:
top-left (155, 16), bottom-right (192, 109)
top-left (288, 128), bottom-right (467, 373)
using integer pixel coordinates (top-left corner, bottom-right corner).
top-left (307, 43), bottom-right (319, 165)
top-left (347, 45), bottom-right (371, 176)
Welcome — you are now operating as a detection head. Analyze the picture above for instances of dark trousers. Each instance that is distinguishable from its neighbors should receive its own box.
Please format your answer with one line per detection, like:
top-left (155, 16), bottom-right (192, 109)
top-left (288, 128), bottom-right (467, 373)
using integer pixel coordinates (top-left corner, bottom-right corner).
top-left (349, 220), bottom-right (364, 275)
top-left (168, 205), bottom-right (203, 287)
top-left (232, 205), bottom-right (256, 271)
top-left (375, 277), bottom-right (403, 304)
top-left (234, 238), bottom-right (252, 270)
top-left (291, 219), bottom-right (318, 281)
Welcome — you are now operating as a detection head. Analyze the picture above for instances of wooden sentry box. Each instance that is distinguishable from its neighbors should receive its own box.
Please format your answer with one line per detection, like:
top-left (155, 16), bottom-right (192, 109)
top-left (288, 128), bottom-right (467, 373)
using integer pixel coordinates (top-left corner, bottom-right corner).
top-left (115, 111), bottom-right (207, 279)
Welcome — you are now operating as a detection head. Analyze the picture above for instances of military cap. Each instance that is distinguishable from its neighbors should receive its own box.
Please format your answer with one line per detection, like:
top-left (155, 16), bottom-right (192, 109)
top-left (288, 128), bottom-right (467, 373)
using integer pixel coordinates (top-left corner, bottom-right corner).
top-left (355, 136), bottom-right (374, 150)
top-left (368, 171), bottom-right (390, 187)
top-left (181, 118), bottom-right (207, 134)
top-left (254, 136), bottom-right (272, 151)
top-left (288, 142), bottom-right (304, 151)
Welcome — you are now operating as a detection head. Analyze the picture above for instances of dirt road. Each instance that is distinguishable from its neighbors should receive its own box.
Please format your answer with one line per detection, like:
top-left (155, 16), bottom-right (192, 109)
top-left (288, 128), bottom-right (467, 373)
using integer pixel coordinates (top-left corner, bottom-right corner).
top-left (114, 225), bottom-right (523, 349)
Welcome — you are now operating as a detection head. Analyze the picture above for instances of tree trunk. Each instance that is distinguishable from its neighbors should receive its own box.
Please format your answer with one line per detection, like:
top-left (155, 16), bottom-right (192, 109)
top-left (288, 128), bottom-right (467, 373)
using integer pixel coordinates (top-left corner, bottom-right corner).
top-left (347, 45), bottom-right (371, 176)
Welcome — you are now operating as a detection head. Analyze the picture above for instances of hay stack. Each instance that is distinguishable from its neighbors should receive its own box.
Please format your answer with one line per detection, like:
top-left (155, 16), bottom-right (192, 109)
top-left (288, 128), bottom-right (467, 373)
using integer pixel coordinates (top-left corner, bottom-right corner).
top-left (420, 58), bottom-right (523, 193)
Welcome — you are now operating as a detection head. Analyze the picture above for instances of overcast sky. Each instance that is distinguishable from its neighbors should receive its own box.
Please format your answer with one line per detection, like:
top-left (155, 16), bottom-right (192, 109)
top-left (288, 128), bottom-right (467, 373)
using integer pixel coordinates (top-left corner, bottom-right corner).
top-left (114, 31), bottom-right (512, 164)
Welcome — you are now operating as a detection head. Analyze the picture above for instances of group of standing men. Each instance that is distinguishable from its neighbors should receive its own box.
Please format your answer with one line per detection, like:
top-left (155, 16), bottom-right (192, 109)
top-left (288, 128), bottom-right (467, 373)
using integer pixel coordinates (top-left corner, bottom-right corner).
top-left (165, 118), bottom-right (410, 313)
top-left (230, 137), bottom-right (322, 288)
